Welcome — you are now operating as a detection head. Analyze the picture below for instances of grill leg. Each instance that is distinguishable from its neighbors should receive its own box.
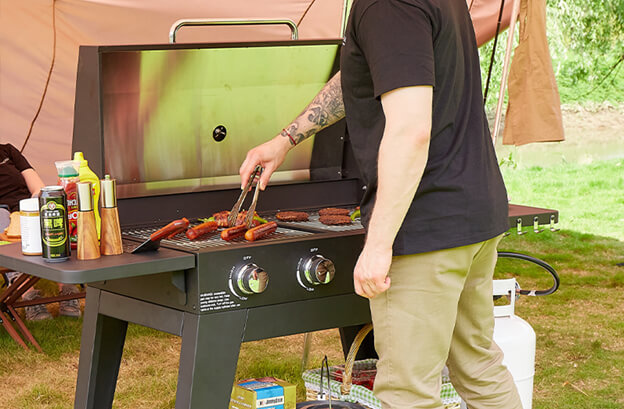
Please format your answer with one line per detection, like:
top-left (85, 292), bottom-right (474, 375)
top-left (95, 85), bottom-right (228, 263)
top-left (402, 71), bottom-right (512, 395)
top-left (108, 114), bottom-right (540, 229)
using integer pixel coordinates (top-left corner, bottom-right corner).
top-left (74, 287), bottom-right (128, 409)
top-left (176, 310), bottom-right (247, 409)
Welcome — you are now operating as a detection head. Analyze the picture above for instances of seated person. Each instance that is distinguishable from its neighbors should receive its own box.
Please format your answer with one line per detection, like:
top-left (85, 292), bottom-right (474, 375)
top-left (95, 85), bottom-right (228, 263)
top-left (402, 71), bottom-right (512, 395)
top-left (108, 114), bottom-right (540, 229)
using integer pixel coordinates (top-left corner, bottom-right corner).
top-left (1, 143), bottom-right (81, 320)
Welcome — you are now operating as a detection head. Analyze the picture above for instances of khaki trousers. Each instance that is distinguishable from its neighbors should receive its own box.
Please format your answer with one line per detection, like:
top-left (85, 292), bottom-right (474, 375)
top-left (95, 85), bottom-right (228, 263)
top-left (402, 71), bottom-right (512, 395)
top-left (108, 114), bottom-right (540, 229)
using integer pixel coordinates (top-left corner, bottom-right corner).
top-left (370, 235), bottom-right (523, 409)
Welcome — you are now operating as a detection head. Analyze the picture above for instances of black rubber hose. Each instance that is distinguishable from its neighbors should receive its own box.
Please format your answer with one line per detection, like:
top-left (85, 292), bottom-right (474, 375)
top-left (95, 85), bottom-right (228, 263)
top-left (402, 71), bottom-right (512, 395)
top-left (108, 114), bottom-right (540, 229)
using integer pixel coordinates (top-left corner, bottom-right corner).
top-left (497, 251), bottom-right (560, 296)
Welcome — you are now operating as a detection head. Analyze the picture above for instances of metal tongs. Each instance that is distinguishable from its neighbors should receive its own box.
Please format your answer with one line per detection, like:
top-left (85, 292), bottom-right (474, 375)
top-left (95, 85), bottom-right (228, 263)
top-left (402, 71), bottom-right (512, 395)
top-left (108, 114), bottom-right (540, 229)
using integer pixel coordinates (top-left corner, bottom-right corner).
top-left (228, 165), bottom-right (263, 229)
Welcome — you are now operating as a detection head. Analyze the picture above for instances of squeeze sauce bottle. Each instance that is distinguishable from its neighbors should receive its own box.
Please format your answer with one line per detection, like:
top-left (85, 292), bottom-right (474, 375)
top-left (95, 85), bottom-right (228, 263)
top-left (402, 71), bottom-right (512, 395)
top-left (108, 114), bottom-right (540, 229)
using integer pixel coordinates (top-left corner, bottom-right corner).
top-left (55, 160), bottom-right (80, 249)
top-left (73, 152), bottom-right (101, 238)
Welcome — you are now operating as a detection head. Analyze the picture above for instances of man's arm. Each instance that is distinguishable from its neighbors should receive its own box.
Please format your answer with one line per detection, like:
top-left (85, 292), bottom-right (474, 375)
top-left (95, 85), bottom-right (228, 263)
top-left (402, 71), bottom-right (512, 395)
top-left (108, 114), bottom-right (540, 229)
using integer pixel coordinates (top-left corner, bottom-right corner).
top-left (21, 168), bottom-right (45, 197)
top-left (353, 85), bottom-right (432, 299)
top-left (281, 71), bottom-right (345, 145)
top-left (240, 72), bottom-right (345, 189)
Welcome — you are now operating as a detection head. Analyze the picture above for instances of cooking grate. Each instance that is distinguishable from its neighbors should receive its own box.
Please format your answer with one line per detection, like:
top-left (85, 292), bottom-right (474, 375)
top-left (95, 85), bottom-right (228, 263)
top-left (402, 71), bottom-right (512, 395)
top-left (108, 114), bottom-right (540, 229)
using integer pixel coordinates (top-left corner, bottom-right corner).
top-left (123, 225), bottom-right (314, 252)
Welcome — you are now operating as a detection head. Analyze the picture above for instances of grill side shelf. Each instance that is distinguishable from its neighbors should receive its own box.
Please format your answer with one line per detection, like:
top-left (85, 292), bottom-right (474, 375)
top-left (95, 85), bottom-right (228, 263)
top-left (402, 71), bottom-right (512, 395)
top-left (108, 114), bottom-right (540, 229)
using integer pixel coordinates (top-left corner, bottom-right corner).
top-left (0, 240), bottom-right (196, 284)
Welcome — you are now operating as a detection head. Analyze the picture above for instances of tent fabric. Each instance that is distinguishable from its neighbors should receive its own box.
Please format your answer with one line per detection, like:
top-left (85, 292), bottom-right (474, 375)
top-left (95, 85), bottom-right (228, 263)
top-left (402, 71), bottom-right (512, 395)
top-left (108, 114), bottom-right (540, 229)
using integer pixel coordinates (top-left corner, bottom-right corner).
top-left (1, 0), bottom-right (513, 184)
top-left (503, 0), bottom-right (564, 145)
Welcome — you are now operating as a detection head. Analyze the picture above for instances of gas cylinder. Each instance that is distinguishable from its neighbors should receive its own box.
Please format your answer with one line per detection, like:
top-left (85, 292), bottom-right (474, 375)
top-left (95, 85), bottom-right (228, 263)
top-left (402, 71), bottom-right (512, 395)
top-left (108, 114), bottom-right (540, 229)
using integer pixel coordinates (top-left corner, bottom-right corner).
top-left (460, 278), bottom-right (536, 409)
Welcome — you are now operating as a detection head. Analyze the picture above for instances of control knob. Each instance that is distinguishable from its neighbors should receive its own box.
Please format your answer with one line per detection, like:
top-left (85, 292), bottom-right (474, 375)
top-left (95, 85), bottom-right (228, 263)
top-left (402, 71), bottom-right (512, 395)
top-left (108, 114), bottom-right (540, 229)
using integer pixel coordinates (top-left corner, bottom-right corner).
top-left (302, 255), bottom-right (335, 286)
top-left (233, 263), bottom-right (269, 295)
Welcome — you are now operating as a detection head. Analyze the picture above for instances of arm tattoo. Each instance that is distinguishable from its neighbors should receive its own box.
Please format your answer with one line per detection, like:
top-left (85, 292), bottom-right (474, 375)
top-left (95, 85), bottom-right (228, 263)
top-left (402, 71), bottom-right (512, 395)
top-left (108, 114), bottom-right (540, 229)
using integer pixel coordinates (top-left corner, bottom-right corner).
top-left (281, 72), bottom-right (345, 146)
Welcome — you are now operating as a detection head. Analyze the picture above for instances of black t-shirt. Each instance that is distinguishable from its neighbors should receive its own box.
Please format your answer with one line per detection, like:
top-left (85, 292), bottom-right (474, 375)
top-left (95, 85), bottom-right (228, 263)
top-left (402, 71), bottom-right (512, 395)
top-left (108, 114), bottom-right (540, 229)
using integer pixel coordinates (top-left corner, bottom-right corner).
top-left (340, 0), bottom-right (509, 255)
top-left (0, 144), bottom-right (33, 212)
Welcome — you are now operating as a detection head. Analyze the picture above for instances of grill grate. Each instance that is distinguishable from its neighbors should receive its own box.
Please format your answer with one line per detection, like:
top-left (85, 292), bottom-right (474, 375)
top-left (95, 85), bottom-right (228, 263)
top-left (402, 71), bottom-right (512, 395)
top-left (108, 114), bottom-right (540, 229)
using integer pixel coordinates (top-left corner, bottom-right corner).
top-left (123, 225), bottom-right (314, 252)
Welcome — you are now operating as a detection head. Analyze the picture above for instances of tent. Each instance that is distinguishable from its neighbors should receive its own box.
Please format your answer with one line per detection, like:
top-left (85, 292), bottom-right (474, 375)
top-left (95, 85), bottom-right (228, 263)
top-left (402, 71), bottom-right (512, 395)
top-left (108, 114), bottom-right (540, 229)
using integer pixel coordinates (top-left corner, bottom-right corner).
top-left (0, 0), bottom-right (515, 184)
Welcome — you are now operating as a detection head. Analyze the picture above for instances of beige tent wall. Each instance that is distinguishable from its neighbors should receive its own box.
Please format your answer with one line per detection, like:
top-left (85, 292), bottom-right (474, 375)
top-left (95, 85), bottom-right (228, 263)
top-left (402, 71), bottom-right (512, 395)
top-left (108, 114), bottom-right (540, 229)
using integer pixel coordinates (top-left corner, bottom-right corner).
top-left (0, 0), bottom-right (510, 184)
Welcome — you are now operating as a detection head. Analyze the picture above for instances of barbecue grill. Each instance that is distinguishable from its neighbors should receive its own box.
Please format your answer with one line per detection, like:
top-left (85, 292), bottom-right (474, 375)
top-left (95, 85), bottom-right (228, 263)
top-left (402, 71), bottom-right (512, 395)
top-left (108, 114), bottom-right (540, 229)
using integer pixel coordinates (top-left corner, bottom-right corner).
top-left (68, 39), bottom-right (377, 409)
top-left (0, 38), bottom-right (558, 409)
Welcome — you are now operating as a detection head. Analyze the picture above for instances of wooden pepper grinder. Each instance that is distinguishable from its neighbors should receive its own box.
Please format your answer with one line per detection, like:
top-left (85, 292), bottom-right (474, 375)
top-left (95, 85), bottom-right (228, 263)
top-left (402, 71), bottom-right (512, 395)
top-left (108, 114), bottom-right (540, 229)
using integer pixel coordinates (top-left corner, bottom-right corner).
top-left (100, 175), bottom-right (123, 255)
top-left (77, 181), bottom-right (100, 260)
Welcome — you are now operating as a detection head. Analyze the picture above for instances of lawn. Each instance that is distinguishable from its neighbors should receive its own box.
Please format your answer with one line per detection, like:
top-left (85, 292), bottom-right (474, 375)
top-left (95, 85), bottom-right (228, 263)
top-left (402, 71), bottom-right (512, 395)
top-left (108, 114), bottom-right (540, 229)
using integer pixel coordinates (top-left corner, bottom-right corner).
top-left (0, 159), bottom-right (622, 408)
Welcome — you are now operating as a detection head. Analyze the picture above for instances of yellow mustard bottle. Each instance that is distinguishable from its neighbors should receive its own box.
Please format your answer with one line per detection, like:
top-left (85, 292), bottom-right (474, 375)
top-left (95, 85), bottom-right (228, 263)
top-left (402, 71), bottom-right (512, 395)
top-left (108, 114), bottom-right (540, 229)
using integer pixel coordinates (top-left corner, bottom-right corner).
top-left (73, 152), bottom-right (101, 238)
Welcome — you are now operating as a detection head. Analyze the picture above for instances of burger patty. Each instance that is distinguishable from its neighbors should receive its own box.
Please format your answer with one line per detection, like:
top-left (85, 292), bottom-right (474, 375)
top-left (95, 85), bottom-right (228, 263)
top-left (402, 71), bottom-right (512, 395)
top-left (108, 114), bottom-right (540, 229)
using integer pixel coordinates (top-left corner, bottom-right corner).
top-left (318, 207), bottom-right (351, 216)
top-left (275, 211), bottom-right (310, 222)
top-left (319, 215), bottom-right (352, 225)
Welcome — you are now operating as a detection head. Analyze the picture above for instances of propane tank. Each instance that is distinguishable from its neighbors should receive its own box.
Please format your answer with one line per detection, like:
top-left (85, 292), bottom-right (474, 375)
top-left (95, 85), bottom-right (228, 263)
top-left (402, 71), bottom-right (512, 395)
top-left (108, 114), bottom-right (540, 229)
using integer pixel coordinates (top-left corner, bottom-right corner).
top-left (493, 278), bottom-right (536, 409)
top-left (460, 278), bottom-right (536, 409)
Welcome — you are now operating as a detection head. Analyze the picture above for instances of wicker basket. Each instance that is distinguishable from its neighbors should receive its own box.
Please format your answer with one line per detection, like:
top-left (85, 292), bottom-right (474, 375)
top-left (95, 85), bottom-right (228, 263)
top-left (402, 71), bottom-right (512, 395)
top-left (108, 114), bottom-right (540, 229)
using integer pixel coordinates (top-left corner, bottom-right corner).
top-left (302, 324), bottom-right (461, 409)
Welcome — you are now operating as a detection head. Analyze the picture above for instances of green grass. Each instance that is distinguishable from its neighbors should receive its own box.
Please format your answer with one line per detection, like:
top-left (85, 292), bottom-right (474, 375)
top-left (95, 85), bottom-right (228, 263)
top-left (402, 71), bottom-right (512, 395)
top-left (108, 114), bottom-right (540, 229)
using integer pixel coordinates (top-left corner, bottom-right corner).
top-left (496, 231), bottom-right (624, 409)
top-left (501, 159), bottom-right (624, 241)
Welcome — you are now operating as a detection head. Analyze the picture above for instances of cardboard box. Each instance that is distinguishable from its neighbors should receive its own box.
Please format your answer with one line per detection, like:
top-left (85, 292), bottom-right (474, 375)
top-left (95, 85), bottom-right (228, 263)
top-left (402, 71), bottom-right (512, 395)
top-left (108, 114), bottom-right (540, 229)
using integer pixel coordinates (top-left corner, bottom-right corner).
top-left (230, 377), bottom-right (296, 409)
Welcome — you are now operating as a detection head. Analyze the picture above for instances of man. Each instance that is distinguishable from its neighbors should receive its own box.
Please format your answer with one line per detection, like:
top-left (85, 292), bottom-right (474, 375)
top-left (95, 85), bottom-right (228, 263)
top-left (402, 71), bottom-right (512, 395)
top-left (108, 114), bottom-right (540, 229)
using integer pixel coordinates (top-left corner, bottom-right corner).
top-left (240, 0), bottom-right (522, 407)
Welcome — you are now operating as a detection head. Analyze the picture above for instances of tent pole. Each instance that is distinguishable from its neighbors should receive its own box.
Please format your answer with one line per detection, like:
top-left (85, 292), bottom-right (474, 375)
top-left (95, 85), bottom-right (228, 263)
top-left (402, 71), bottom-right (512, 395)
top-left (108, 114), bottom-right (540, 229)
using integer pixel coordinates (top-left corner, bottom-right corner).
top-left (492, 0), bottom-right (521, 146)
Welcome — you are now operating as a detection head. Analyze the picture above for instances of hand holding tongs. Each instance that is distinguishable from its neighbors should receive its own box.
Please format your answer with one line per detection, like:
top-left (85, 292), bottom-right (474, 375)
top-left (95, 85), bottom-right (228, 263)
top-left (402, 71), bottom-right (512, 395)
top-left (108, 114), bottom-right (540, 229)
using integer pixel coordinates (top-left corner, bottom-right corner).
top-left (229, 165), bottom-right (263, 229)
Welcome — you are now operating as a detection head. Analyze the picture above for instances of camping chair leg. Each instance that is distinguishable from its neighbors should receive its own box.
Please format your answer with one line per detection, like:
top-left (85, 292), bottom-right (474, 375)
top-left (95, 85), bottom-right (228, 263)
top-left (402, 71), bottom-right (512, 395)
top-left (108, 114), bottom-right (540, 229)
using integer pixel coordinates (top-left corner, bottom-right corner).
top-left (5, 275), bottom-right (40, 305)
top-left (7, 305), bottom-right (42, 352)
top-left (1, 273), bottom-right (31, 303)
top-left (0, 309), bottom-right (29, 350)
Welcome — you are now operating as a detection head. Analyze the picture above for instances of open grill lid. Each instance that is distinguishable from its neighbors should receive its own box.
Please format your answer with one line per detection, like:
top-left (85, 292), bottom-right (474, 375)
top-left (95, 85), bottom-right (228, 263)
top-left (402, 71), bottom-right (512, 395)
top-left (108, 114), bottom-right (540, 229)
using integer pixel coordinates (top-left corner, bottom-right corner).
top-left (72, 39), bottom-right (355, 201)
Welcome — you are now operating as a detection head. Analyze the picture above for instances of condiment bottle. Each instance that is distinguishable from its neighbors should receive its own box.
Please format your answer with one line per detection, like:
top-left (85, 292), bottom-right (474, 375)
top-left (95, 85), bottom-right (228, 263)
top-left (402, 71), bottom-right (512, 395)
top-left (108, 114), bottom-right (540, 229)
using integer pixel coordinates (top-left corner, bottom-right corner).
top-left (76, 182), bottom-right (100, 260)
top-left (100, 175), bottom-right (123, 255)
top-left (55, 160), bottom-right (80, 249)
top-left (74, 152), bottom-right (101, 239)
top-left (19, 198), bottom-right (42, 255)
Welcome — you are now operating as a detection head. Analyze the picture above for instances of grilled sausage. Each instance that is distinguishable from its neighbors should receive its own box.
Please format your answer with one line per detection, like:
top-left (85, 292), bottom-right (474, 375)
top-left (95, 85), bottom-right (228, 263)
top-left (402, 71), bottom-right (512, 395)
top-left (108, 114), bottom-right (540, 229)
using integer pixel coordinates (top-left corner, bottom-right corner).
top-left (245, 221), bottom-right (278, 241)
top-left (221, 224), bottom-right (248, 241)
top-left (150, 218), bottom-right (190, 241)
top-left (186, 221), bottom-right (219, 240)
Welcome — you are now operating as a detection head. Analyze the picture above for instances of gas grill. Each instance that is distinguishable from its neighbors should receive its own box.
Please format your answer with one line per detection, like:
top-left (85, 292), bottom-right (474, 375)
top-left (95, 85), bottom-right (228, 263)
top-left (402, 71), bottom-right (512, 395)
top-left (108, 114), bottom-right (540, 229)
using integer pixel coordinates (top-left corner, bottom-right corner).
top-left (0, 37), bottom-right (559, 409)
top-left (65, 38), bottom-right (378, 409)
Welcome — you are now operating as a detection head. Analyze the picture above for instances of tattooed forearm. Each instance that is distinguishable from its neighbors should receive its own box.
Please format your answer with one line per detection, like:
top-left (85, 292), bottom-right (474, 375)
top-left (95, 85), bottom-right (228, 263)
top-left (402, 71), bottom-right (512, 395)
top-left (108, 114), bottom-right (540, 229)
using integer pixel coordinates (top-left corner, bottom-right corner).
top-left (281, 72), bottom-right (345, 145)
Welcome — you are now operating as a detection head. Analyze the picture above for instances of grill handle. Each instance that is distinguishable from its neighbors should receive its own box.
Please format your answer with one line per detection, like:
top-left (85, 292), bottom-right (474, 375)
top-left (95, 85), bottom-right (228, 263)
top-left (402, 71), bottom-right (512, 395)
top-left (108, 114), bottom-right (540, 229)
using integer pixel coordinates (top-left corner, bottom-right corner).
top-left (169, 18), bottom-right (299, 43)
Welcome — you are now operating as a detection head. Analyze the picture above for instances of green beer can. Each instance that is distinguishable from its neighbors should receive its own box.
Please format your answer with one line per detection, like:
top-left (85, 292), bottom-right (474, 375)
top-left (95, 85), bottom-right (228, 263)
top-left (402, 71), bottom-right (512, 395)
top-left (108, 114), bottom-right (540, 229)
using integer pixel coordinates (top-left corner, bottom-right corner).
top-left (39, 186), bottom-right (70, 262)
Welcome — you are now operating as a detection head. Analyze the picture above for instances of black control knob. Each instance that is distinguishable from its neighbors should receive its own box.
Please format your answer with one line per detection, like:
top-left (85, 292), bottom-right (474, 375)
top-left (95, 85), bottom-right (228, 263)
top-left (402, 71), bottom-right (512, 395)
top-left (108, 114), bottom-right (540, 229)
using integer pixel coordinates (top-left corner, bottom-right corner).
top-left (233, 263), bottom-right (269, 295)
top-left (302, 255), bottom-right (335, 286)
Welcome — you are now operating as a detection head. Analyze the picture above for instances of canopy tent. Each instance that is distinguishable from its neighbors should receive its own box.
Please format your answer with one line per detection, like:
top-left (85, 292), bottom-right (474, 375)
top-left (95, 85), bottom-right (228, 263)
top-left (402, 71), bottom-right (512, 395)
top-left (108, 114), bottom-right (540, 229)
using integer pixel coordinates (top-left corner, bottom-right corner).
top-left (0, 0), bottom-right (517, 184)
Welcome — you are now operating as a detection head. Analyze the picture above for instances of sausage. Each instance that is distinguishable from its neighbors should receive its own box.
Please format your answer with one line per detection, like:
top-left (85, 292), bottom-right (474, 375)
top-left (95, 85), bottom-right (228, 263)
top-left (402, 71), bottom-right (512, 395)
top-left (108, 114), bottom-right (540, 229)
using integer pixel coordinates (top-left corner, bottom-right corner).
top-left (221, 224), bottom-right (248, 241)
top-left (186, 221), bottom-right (219, 240)
top-left (150, 218), bottom-right (190, 241)
top-left (244, 221), bottom-right (278, 241)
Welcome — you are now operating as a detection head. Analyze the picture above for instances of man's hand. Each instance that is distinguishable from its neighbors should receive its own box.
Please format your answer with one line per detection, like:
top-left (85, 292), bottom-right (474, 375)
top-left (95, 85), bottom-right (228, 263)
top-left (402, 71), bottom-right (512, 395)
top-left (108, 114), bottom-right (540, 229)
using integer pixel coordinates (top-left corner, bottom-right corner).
top-left (239, 135), bottom-right (291, 190)
top-left (353, 244), bottom-right (392, 298)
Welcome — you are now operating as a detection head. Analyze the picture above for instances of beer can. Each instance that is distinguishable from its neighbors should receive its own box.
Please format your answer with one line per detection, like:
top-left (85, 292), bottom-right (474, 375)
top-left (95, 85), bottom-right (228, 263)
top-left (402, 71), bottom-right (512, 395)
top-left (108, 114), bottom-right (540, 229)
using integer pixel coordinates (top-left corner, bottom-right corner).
top-left (39, 186), bottom-right (71, 262)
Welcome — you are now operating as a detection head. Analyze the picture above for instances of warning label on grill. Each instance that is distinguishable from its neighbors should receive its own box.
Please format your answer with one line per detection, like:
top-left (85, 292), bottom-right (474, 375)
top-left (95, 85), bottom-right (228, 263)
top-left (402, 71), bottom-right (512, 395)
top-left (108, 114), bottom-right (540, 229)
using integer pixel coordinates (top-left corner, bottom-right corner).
top-left (199, 291), bottom-right (240, 312)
